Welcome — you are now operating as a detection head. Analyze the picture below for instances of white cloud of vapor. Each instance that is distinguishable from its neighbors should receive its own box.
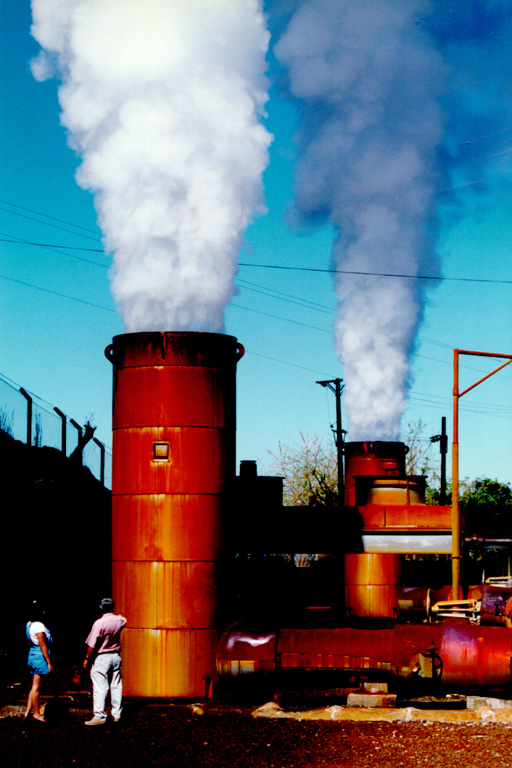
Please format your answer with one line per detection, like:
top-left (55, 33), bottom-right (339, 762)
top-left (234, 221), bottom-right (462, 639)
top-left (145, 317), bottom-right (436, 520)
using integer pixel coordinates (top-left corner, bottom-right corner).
top-left (274, 0), bottom-right (445, 440)
top-left (31, 0), bottom-right (272, 332)
top-left (272, 0), bottom-right (512, 442)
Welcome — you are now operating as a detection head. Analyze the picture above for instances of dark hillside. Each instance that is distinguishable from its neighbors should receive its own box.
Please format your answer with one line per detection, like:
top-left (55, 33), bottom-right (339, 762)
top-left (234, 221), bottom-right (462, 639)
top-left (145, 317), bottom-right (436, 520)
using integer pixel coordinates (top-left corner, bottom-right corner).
top-left (0, 430), bottom-right (111, 678)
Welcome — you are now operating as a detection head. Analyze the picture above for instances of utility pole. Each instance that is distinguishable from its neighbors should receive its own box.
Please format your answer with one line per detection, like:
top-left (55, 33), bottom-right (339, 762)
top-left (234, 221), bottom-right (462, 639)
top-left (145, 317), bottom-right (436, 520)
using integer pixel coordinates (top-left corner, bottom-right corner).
top-left (430, 416), bottom-right (448, 504)
top-left (317, 378), bottom-right (345, 505)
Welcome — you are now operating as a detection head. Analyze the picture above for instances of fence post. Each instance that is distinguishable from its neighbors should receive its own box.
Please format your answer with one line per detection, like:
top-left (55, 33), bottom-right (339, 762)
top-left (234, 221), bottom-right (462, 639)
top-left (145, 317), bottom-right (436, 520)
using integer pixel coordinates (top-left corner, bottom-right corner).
top-left (54, 408), bottom-right (67, 455)
top-left (93, 437), bottom-right (105, 486)
top-left (19, 388), bottom-right (32, 446)
top-left (70, 419), bottom-right (83, 465)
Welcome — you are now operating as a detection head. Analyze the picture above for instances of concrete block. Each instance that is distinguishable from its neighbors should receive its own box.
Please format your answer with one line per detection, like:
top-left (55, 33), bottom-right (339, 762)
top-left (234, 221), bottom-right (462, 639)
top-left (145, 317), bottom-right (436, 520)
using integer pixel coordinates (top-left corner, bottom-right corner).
top-left (347, 692), bottom-right (398, 709)
top-left (467, 695), bottom-right (512, 710)
top-left (363, 682), bottom-right (388, 693)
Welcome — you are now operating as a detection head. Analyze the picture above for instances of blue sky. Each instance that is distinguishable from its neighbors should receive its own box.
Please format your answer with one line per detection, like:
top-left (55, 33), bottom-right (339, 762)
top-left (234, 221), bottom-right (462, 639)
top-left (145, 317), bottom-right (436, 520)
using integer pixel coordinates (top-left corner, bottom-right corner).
top-left (1, 1), bottom-right (511, 487)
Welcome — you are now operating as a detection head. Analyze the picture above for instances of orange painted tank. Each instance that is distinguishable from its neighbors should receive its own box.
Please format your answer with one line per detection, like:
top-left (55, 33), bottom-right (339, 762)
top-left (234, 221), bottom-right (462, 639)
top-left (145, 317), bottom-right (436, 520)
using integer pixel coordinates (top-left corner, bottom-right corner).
top-left (344, 553), bottom-right (402, 618)
top-left (366, 477), bottom-right (425, 505)
top-left (343, 443), bottom-right (406, 618)
top-left (106, 331), bottom-right (244, 697)
top-left (344, 441), bottom-right (408, 507)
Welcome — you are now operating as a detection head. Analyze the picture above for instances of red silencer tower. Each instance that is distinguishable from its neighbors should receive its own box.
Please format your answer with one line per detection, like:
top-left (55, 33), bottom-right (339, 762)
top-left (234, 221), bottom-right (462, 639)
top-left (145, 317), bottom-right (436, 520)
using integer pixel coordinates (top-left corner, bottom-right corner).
top-left (106, 331), bottom-right (244, 697)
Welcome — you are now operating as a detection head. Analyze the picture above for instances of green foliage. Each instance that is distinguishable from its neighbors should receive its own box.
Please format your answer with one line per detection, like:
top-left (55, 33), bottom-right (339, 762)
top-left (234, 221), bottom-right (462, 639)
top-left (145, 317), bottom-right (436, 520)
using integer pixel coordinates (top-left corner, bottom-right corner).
top-left (457, 478), bottom-right (512, 581)
top-left (460, 477), bottom-right (512, 536)
top-left (267, 431), bottom-right (339, 507)
top-left (460, 477), bottom-right (512, 509)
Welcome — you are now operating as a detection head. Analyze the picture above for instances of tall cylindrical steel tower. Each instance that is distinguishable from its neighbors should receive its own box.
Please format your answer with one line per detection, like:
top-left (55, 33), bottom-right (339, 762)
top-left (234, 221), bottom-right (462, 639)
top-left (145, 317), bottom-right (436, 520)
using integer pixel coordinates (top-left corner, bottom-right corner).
top-left (106, 331), bottom-right (244, 697)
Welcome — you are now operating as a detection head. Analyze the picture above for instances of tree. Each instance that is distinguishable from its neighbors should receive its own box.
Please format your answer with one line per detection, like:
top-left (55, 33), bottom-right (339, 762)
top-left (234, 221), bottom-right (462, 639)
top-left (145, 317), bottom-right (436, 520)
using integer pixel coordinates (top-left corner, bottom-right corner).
top-left (456, 477), bottom-right (512, 583)
top-left (427, 477), bottom-right (512, 530)
top-left (460, 477), bottom-right (512, 537)
top-left (267, 432), bottom-right (338, 507)
top-left (401, 418), bottom-right (435, 479)
top-left (0, 409), bottom-right (14, 436)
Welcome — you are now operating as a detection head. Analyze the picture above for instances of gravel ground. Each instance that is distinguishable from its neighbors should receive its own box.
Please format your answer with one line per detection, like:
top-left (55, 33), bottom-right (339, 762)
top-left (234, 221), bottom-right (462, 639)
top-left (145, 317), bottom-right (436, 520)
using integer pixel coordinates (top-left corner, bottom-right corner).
top-left (2, 700), bottom-right (512, 768)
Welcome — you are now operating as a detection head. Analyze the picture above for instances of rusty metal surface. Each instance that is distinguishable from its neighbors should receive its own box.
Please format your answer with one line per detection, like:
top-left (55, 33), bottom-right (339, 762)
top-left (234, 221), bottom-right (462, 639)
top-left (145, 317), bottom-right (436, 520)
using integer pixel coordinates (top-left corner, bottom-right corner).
top-left (480, 583), bottom-right (512, 625)
top-left (344, 553), bottom-right (401, 618)
top-left (344, 442), bottom-right (408, 506)
top-left (278, 627), bottom-right (393, 671)
top-left (366, 478), bottom-right (424, 505)
top-left (110, 330), bottom-right (244, 368)
top-left (217, 621), bottom-right (512, 688)
top-left (122, 628), bottom-right (220, 698)
top-left (359, 503), bottom-right (452, 531)
top-left (345, 554), bottom-right (401, 585)
top-left (112, 426), bottom-right (230, 494)
top-left (216, 624), bottom-right (276, 679)
top-left (109, 331), bottom-right (241, 698)
top-left (112, 560), bottom-right (219, 628)
top-left (114, 366), bottom-right (232, 427)
top-left (392, 622), bottom-right (512, 687)
top-left (345, 585), bottom-right (401, 619)
top-left (112, 494), bottom-right (223, 561)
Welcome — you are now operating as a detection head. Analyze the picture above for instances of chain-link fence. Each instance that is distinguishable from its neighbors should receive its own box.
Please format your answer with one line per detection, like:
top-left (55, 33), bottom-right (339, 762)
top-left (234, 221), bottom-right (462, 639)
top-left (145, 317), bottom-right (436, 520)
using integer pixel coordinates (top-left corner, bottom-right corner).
top-left (0, 374), bottom-right (111, 488)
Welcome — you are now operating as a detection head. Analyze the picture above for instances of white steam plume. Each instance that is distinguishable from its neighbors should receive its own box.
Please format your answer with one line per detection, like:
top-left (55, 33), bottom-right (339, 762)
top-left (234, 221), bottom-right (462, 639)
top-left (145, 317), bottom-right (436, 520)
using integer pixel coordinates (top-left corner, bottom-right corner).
top-left (274, 0), bottom-right (445, 440)
top-left (30, 0), bottom-right (272, 332)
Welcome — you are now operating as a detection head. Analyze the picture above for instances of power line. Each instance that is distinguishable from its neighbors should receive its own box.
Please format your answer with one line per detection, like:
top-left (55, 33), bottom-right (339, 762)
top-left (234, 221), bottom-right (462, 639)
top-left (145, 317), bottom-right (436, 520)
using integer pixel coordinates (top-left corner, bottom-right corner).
top-left (0, 273), bottom-right (116, 313)
top-left (0, 237), bottom-right (106, 254)
top-left (0, 237), bottom-right (510, 284)
top-left (0, 198), bottom-right (102, 238)
top-left (239, 261), bottom-right (512, 285)
top-left (0, 233), bottom-right (109, 269)
top-left (2, 260), bottom-right (510, 385)
top-left (230, 301), bottom-right (331, 333)
top-left (246, 350), bottom-right (337, 377)
top-left (236, 278), bottom-right (334, 313)
top-left (2, 270), bottom-right (510, 384)
top-left (0, 205), bottom-right (102, 243)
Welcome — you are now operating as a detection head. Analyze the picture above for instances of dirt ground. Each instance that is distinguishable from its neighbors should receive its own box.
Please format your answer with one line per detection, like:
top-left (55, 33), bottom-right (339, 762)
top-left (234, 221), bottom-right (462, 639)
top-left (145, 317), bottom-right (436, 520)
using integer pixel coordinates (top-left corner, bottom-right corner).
top-left (3, 698), bottom-right (512, 768)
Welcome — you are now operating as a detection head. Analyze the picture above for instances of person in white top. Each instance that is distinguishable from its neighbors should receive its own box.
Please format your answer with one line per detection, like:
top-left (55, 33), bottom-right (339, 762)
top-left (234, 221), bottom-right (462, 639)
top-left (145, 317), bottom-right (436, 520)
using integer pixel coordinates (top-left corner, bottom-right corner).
top-left (24, 601), bottom-right (53, 722)
top-left (83, 598), bottom-right (127, 726)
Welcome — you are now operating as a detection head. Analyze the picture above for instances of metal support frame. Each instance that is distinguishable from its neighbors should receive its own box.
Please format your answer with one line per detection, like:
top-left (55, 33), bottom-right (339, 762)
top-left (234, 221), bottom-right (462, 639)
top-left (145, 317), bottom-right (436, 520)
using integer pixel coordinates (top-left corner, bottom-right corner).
top-left (452, 349), bottom-right (512, 600)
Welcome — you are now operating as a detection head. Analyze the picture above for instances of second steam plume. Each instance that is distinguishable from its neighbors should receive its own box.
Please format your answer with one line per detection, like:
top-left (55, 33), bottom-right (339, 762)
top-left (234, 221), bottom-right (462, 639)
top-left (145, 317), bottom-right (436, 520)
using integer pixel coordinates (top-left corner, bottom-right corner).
top-left (275, 0), bottom-right (445, 440)
top-left (30, 0), bottom-right (272, 333)
top-left (274, 0), bottom-right (512, 440)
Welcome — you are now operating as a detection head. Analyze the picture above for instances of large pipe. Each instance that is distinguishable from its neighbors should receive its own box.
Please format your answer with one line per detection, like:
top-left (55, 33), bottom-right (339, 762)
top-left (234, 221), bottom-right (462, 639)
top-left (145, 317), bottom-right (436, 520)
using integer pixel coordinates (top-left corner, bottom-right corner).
top-left (217, 621), bottom-right (512, 688)
top-left (106, 331), bottom-right (244, 697)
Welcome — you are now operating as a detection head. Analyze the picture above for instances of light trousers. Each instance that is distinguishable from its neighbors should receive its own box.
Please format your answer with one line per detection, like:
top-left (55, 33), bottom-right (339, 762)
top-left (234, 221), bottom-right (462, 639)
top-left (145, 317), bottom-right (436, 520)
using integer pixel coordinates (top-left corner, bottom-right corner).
top-left (90, 652), bottom-right (122, 721)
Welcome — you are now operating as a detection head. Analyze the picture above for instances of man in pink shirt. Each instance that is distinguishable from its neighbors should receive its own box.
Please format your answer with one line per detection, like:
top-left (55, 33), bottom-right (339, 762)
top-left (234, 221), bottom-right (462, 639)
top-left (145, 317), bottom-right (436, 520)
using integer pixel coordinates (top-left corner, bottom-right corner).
top-left (83, 598), bottom-right (127, 726)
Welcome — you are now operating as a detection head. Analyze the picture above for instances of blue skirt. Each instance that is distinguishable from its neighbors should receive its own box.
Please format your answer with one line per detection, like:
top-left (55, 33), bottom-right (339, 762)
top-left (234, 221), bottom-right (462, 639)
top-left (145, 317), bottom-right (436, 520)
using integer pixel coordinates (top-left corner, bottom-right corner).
top-left (28, 646), bottom-right (50, 675)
